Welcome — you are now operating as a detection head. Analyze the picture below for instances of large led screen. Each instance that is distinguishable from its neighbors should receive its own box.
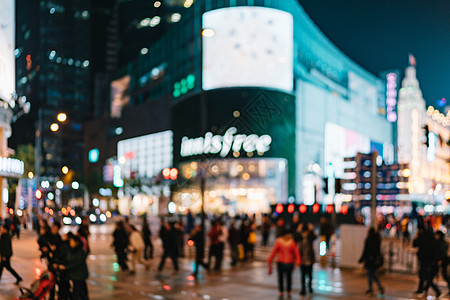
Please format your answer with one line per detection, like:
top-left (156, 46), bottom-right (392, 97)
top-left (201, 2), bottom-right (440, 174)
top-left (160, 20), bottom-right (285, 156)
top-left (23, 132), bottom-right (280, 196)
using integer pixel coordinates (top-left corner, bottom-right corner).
top-left (0, 0), bottom-right (15, 102)
top-left (202, 7), bottom-right (293, 92)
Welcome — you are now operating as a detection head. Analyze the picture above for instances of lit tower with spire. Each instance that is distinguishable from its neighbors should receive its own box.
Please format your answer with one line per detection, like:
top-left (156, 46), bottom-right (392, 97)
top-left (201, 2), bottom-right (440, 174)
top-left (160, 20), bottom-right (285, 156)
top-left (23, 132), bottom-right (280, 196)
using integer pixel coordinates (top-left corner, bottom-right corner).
top-left (397, 54), bottom-right (450, 204)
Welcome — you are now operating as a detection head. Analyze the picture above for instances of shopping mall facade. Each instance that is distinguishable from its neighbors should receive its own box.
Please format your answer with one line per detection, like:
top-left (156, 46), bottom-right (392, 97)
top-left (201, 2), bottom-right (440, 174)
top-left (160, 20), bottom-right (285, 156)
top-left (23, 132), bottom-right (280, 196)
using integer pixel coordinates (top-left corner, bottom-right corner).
top-left (88, 0), bottom-right (398, 216)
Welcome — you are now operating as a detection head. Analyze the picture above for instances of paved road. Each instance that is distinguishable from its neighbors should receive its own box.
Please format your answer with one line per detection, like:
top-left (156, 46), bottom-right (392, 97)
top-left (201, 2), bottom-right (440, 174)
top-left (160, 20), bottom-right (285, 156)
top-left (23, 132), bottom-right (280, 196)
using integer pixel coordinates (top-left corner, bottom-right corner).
top-left (0, 224), bottom-right (447, 300)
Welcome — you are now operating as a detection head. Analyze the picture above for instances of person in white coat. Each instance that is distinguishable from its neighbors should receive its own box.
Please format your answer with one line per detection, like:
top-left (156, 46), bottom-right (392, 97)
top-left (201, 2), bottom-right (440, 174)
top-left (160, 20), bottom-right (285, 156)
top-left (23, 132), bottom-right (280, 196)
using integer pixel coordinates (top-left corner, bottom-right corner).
top-left (128, 225), bottom-right (150, 273)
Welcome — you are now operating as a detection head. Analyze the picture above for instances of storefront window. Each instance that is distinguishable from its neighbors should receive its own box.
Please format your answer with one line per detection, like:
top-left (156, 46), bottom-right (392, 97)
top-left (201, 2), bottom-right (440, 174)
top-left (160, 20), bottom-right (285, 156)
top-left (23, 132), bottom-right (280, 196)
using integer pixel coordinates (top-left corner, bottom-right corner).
top-left (173, 158), bottom-right (287, 216)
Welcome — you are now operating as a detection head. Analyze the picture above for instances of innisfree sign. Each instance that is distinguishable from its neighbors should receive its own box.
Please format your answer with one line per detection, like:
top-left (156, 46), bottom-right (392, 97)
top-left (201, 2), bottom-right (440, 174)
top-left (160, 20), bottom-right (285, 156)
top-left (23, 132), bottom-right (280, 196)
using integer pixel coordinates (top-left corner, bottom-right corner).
top-left (180, 127), bottom-right (272, 158)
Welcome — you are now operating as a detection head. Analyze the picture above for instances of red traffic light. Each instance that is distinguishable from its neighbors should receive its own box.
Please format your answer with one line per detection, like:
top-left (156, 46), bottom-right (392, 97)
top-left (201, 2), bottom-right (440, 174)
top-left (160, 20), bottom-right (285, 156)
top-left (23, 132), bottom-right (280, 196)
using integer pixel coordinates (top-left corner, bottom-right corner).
top-left (326, 205), bottom-right (334, 214)
top-left (340, 206), bottom-right (348, 215)
top-left (287, 203), bottom-right (295, 214)
top-left (312, 203), bottom-right (320, 214)
top-left (275, 203), bottom-right (284, 214)
top-left (35, 190), bottom-right (42, 199)
top-left (169, 168), bottom-right (178, 180)
top-left (162, 168), bottom-right (170, 180)
top-left (299, 204), bottom-right (307, 214)
top-left (163, 168), bottom-right (178, 180)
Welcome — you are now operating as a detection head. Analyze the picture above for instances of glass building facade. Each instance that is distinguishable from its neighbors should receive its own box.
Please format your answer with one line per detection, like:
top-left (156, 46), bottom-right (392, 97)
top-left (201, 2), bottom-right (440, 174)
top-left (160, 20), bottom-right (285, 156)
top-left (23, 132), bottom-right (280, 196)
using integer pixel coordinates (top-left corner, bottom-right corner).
top-left (13, 0), bottom-right (92, 179)
top-left (97, 0), bottom-right (394, 214)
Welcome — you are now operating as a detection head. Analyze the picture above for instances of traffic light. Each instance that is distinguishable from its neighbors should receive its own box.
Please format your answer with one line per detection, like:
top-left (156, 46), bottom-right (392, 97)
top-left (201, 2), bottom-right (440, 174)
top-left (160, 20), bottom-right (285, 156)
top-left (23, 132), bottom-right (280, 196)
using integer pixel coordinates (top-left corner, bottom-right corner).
top-left (340, 205), bottom-right (349, 215)
top-left (312, 203), bottom-right (320, 214)
top-left (422, 124), bottom-right (430, 147)
top-left (275, 203), bottom-right (284, 214)
top-left (322, 177), bottom-right (329, 194)
top-left (326, 204), bottom-right (334, 214)
top-left (299, 204), bottom-right (307, 214)
top-left (162, 168), bottom-right (178, 181)
top-left (169, 168), bottom-right (178, 180)
top-left (162, 168), bottom-right (170, 180)
top-left (287, 203), bottom-right (295, 214)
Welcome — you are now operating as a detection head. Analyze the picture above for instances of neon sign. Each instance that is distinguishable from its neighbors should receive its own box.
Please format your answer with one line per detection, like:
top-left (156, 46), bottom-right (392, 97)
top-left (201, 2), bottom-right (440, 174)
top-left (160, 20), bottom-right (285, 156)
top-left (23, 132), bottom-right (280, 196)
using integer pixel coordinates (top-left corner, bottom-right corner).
top-left (180, 127), bottom-right (272, 158)
top-left (386, 73), bottom-right (397, 122)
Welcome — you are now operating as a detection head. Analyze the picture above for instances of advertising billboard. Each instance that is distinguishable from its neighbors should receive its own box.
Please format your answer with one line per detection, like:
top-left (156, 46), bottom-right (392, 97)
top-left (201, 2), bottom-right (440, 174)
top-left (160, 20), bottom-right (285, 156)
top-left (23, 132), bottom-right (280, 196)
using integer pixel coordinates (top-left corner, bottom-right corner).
top-left (0, 0), bottom-right (15, 102)
top-left (324, 123), bottom-right (394, 178)
top-left (117, 130), bottom-right (173, 179)
top-left (202, 7), bottom-right (293, 92)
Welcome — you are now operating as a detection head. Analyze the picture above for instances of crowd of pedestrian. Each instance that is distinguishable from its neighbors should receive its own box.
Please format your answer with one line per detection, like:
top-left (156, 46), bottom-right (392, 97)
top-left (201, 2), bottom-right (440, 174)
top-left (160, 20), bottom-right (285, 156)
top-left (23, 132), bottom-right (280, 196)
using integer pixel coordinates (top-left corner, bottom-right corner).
top-left (0, 209), bottom-right (448, 300)
top-left (412, 220), bottom-right (450, 298)
top-left (37, 218), bottom-right (90, 300)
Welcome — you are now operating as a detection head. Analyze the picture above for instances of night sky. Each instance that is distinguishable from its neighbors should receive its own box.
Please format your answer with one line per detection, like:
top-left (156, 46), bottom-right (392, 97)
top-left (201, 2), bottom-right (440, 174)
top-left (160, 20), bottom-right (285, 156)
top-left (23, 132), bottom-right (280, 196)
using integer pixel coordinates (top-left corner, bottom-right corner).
top-left (298, 0), bottom-right (450, 110)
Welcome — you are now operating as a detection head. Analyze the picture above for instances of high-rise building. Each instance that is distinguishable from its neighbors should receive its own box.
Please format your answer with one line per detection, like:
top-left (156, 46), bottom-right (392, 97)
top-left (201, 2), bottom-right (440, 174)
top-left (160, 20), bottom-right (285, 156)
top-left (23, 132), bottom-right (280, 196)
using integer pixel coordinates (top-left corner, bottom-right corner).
top-left (12, 0), bottom-right (92, 180)
top-left (85, 0), bottom-right (395, 215)
top-left (117, 0), bottom-right (185, 67)
top-left (397, 59), bottom-right (450, 203)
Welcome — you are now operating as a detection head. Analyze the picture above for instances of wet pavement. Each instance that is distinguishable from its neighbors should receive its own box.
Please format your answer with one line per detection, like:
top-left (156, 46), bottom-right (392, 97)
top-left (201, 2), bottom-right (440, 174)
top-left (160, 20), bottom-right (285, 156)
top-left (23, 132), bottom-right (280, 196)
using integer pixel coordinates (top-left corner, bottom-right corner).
top-left (0, 224), bottom-right (448, 300)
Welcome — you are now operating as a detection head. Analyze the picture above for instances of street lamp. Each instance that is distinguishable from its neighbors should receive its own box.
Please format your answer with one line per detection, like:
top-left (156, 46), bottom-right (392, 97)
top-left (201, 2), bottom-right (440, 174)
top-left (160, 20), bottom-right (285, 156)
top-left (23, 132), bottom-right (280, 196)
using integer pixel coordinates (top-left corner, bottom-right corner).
top-left (50, 123), bottom-right (59, 132)
top-left (57, 113), bottom-right (67, 122)
top-left (62, 166), bottom-right (69, 174)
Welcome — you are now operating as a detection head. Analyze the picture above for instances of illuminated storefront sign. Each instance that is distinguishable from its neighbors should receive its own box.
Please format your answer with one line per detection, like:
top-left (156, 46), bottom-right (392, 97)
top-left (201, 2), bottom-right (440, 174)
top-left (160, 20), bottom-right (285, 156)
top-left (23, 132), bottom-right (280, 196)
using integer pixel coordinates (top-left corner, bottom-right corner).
top-left (386, 73), bottom-right (397, 122)
top-left (180, 127), bottom-right (272, 158)
top-left (0, 157), bottom-right (24, 177)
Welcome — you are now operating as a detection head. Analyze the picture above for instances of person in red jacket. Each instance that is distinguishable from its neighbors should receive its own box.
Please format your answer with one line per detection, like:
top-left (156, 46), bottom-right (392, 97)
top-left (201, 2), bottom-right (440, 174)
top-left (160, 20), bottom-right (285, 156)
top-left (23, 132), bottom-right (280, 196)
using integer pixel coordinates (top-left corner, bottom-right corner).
top-left (268, 227), bottom-right (301, 300)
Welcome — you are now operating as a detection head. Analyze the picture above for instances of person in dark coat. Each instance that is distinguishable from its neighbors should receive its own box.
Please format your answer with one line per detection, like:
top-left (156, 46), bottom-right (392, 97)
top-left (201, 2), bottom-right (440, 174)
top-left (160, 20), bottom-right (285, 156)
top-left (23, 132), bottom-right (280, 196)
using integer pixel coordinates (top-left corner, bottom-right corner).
top-left (319, 217), bottom-right (332, 250)
top-left (208, 221), bottom-right (222, 268)
top-left (239, 220), bottom-right (250, 262)
top-left (175, 220), bottom-right (185, 258)
top-left (275, 218), bottom-right (285, 238)
top-left (0, 225), bottom-right (22, 284)
top-left (53, 231), bottom-right (70, 300)
top-left (77, 218), bottom-right (90, 254)
top-left (434, 231), bottom-right (450, 296)
top-left (296, 223), bottom-right (317, 295)
top-left (10, 214), bottom-right (20, 239)
top-left (112, 221), bottom-right (129, 271)
top-left (157, 221), bottom-right (179, 272)
top-left (58, 234), bottom-right (89, 300)
top-left (185, 210), bottom-right (195, 236)
top-left (228, 220), bottom-right (240, 266)
top-left (142, 217), bottom-right (153, 259)
top-left (189, 224), bottom-right (208, 277)
top-left (413, 224), bottom-right (441, 297)
top-left (358, 227), bottom-right (384, 296)
top-left (37, 224), bottom-right (51, 260)
top-left (261, 215), bottom-right (272, 247)
top-left (48, 221), bottom-right (69, 300)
